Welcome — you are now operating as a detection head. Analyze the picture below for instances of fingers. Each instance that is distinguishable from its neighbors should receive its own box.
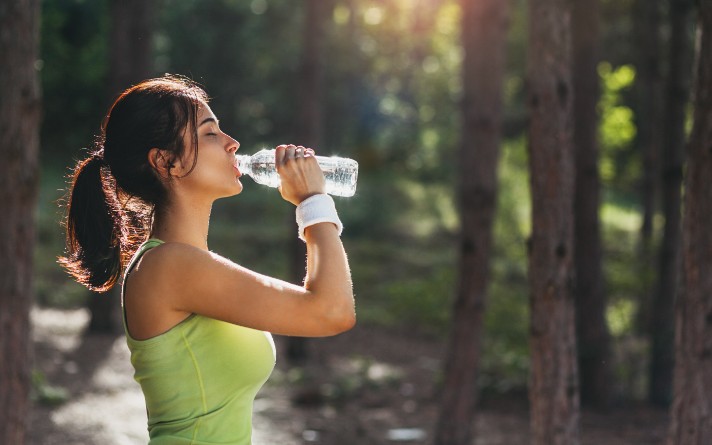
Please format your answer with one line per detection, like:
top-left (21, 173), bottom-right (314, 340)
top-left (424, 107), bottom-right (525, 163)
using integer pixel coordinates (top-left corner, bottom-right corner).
top-left (275, 144), bottom-right (287, 167)
top-left (276, 144), bottom-right (314, 167)
top-left (275, 144), bottom-right (295, 171)
top-left (274, 144), bottom-right (324, 205)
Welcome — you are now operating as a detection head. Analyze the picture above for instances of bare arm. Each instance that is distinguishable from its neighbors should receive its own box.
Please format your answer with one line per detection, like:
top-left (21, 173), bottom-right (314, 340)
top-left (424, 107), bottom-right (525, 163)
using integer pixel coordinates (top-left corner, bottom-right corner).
top-left (130, 144), bottom-right (354, 337)
top-left (303, 222), bottom-right (354, 330)
top-left (137, 240), bottom-right (354, 337)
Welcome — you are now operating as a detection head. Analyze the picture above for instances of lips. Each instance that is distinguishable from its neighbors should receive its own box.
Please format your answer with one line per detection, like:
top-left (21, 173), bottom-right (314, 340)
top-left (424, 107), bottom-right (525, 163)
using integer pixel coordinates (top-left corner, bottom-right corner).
top-left (230, 156), bottom-right (241, 176)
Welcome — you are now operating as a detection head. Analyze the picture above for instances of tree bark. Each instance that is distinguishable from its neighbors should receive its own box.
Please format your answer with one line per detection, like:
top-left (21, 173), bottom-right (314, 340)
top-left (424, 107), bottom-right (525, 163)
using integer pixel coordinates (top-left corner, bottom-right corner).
top-left (89, 0), bottom-right (155, 334)
top-left (632, 0), bottom-right (663, 344)
top-left (107, 0), bottom-right (154, 97)
top-left (286, 0), bottom-right (329, 363)
top-left (649, 0), bottom-right (695, 406)
top-left (433, 0), bottom-right (510, 443)
top-left (572, 0), bottom-right (612, 409)
top-left (0, 0), bottom-right (42, 443)
top-left (667, 3), bottom-right (712, 443)
top-left (634, 0), bottom-right (663, 247)
top-left (526, 0), bottom-right (581, 444)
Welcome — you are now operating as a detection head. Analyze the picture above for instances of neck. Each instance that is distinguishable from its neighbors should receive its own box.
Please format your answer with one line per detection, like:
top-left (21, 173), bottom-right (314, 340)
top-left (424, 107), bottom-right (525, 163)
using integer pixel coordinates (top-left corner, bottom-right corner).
top-left (151, 197), bottom-right (213, 251)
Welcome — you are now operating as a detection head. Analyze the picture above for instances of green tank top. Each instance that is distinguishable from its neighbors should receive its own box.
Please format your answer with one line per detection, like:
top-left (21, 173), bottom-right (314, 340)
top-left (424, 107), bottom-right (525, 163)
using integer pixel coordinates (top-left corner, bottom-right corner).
top-left (122, 239), bottom-right (276, 444)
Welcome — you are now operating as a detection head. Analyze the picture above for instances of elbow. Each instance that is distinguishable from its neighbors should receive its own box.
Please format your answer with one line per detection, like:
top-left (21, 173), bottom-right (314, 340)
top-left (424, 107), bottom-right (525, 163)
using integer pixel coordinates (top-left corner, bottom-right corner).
top-left (336, 309), bottom-right (356, 333)
top-left (320, 294), bottom-right (356, 335)
top-left (327, 313), bottom-right (355, 336)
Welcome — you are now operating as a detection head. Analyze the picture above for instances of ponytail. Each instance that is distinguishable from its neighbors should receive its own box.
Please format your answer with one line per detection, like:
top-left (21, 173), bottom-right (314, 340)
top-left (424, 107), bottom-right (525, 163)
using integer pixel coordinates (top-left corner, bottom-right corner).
top-left (58, 75), bottom-right (209, 292)
top-left (59, 152), bottom-right (122, 292)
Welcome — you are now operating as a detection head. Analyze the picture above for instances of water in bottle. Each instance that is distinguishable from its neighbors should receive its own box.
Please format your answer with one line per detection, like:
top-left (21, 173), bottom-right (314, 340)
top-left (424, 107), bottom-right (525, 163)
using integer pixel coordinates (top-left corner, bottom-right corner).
top-left (235, 148), bottom-right (359, 197)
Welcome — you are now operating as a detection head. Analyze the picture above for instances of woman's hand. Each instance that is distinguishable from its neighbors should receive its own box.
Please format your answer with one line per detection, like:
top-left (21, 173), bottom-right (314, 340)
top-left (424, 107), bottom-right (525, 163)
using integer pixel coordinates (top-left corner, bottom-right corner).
top-left (275, 144), bottom-right (326, 205)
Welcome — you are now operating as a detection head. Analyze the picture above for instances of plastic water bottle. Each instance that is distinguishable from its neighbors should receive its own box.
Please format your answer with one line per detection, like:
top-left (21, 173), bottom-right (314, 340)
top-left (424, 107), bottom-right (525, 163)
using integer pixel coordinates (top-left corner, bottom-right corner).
top-left (236, 148), bottom-right (358, 197)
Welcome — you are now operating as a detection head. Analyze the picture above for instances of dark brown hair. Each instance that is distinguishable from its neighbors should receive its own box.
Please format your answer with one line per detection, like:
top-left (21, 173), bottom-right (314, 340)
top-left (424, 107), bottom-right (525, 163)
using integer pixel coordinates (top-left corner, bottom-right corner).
top-left (59, 75), bottom-right (209, 291)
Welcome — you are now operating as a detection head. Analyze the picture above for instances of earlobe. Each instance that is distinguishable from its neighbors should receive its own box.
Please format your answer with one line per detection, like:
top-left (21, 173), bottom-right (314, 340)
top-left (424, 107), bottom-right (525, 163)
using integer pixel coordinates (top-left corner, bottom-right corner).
top-left (148, 148), bottom-right (174, 179)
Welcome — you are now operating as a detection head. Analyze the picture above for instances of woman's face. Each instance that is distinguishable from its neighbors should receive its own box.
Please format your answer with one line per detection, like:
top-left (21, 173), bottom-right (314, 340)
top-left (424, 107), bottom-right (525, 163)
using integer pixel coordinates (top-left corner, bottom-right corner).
top-left (174, 102), bottom-right (243, 200)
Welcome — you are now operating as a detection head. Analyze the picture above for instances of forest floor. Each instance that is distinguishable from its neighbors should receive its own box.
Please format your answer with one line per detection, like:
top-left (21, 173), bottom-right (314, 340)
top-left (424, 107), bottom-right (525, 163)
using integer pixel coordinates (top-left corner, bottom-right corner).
top-left (29, 306), bottom-right (669, 445)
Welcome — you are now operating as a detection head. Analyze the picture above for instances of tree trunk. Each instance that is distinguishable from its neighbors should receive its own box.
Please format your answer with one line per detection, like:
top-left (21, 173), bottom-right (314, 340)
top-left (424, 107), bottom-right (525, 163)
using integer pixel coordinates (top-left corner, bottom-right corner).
top-left (107, 0), bottom-right (154, 97)
top-left (667, 3), bottom-right (712, 443)
top-left (572, 0), bottom-right (612, 409)
top-left (0, 0), bottom-right (42, 443)
top-left (89, 0), bottom-right (155, 334)
top-left (632, 0), bottom-right (663, 342)
top-left (433, 1), bottom-right (510, 443)
top-left (634, 0), bottom-right (663, 248)
top-left (526, 0), bottom-right (580, 444)
top-left (649, 0), bottom-right (695, 406)
top-left (286, 0), bottom-right (328, 363)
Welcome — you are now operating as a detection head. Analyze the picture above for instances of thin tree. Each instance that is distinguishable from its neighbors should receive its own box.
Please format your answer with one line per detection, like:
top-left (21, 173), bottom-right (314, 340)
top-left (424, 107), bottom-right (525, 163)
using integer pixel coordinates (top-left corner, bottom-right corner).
top-left (286, 0), bottom-right (329, 362)
top-left (649, 0), bottom-right (695, 406)
top-left (89, 0), bottom-right (155, 333)
top-left (634, 0), bottom-right (663, 250)
top-left (667, 2), bottom-right (712, 442)
top-left (632, 0), bottom-right (663, 343)
top-left (572, 0), bottom-right (612, 409)
top-left (0, 0), bottom-right (42, 443)
top-left (526, 0), bottom-right (580, 443)
top-left (433, 0), bottom-right (510, 443)
top-left (107, 0), bottom-right (154, 96)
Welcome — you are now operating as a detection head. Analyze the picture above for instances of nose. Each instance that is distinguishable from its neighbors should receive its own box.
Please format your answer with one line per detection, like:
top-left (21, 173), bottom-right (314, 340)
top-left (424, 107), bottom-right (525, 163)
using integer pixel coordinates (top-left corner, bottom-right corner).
top-left (226, 135), bottom-right (239, 154)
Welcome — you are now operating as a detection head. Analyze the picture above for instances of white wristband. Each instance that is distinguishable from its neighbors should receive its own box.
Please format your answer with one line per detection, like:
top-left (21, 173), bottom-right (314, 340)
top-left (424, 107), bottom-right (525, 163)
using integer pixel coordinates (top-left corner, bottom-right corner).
top-left (296, 194), bottom-right (343, 241)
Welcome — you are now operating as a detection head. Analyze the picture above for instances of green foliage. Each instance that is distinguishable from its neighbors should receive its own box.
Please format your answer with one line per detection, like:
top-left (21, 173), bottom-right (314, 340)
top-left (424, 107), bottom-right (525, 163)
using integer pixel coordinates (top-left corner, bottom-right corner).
top-left (31, 370), bottom-right (70, 406)
top-left (598, 62), bottom-right (638, 192)
top-left (607, 298), bottom-right (636, 337)
top-left (35, 157), bottom-right (90, 308)
top-left (41, 0), bottom-right (109, 160)
top-left (325, 0), bottom-right (461, 176)
top-left (271, 355), bottom-right (404, 405)
top-left (35, 0), bottom-right (664, 402)
top-left (481, 137), bottom-right (530, 393)
top-left (37, 0), bottom-right (111, 308)
top-left (379, 266), bottom-right (454, 335)
top-left (157, 0), bottom-right (302, 147)
top-left (600, 192), bottom-right (649, 321)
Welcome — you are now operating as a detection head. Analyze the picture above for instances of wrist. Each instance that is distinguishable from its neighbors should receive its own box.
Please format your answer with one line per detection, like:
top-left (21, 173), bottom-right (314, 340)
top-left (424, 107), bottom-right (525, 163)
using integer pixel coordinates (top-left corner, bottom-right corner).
top-left (296, 194), bottom-right (343, 242)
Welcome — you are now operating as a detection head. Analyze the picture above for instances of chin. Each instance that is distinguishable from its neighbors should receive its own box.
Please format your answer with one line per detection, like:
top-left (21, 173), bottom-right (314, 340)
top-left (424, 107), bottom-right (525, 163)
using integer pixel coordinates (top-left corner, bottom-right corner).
top-left (235, 179), bottom-right (244, 193)
top-left (214, 182), bottom-right (243, 200)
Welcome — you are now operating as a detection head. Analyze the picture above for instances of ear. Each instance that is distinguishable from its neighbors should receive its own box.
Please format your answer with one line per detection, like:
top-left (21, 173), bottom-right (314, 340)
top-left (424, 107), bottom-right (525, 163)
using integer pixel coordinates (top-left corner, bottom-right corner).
top-left (148, 148), bottom-right (175, 179)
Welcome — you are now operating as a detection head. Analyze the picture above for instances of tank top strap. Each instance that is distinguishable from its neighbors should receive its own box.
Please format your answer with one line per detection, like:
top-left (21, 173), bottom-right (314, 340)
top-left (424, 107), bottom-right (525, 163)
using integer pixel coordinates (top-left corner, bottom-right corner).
top-left (125, 238), bottom-right (165, 279)
top-left (121, 238), bottom-right (165, 332)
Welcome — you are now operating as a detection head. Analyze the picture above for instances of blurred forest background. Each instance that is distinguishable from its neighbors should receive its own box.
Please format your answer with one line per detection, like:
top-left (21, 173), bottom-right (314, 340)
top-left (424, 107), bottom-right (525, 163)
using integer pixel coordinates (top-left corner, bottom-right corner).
top-left (39, 0), bottom-right (643, 388)
top-left (37, 0), bottom-right (669, 400)
top-left (3, 0), bottom-right (712, 443)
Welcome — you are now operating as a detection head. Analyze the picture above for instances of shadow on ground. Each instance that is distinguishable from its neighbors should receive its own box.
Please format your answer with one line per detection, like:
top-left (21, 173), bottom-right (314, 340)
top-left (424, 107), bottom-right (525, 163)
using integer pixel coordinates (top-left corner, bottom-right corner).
top-left (29, 307), bottom-right (669, 445)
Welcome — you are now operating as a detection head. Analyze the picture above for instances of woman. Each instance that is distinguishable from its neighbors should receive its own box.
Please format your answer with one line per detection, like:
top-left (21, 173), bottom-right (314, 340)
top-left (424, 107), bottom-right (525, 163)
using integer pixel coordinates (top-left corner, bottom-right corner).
top-left (59, 75), bottom-right (355, 444)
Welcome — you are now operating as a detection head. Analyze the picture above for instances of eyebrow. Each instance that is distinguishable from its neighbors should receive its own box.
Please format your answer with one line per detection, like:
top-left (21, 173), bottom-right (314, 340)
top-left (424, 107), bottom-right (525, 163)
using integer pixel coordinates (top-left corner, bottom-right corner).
top-left (199, 117), bottom-right (218, 127)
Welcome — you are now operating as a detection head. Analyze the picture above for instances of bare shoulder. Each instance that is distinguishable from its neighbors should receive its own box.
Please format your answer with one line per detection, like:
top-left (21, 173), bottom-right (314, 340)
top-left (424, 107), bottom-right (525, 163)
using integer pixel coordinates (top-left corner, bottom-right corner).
top-left (123, 242), bottom-right (216, 339)
top-left (129, 242), bottom-right (220, 287)
top-left (128, 241), bottom-right (245, 299)
top-left (126, 238), bottom-right (354, 337)
top-left (141, 241), bottom-right (206, 264)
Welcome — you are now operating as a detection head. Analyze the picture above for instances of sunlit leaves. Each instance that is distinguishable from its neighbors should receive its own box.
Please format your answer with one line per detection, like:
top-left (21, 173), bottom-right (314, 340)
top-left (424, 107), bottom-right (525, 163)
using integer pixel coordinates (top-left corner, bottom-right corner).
top-left (598, 62), bottom-right (638, 188)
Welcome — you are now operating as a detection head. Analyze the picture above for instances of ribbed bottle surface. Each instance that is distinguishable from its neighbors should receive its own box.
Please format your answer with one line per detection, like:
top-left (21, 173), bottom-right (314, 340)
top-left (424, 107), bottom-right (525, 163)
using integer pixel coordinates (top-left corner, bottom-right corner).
top-left (235, 149), bottom-right (358, 197)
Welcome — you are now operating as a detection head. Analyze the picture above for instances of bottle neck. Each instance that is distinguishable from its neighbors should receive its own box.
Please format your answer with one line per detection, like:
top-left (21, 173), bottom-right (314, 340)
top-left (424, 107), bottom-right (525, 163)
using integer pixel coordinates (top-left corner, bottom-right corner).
top-left (235, 154), bottom-right (252, 177)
